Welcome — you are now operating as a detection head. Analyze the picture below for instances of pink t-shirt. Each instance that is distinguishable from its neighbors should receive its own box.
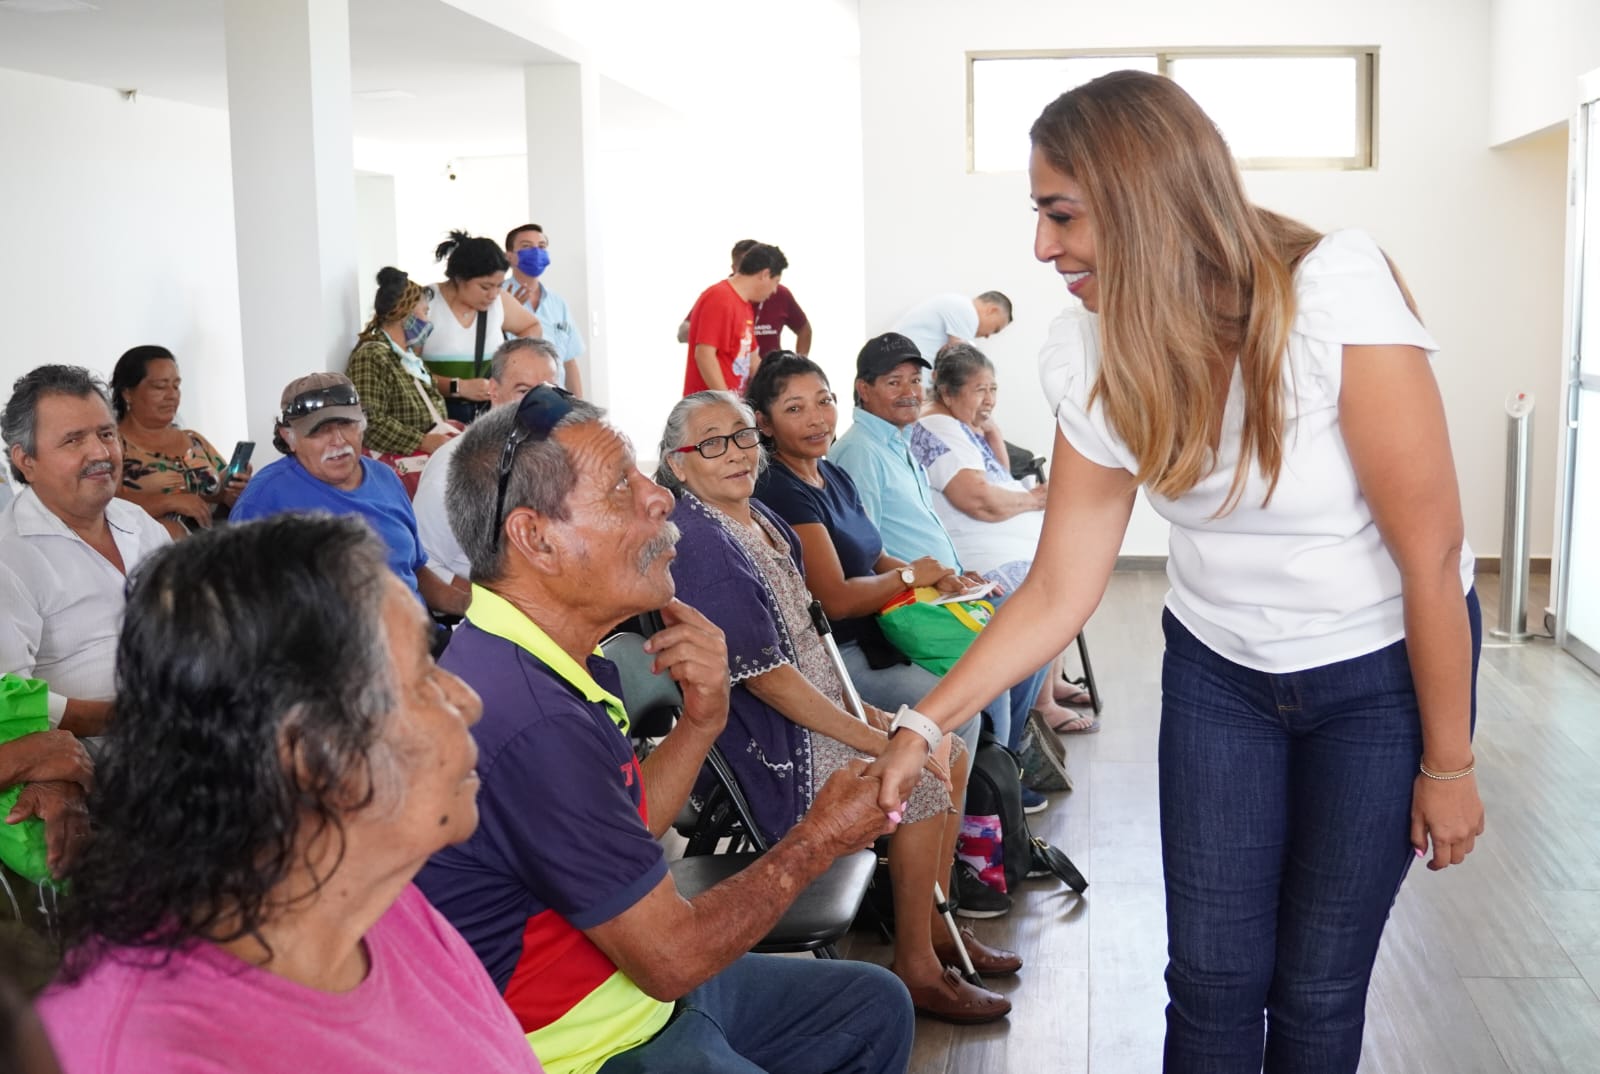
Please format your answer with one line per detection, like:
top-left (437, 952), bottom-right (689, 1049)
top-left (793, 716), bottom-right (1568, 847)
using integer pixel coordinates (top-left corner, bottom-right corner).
top-left (38, 885), bottom-right (545, 1074)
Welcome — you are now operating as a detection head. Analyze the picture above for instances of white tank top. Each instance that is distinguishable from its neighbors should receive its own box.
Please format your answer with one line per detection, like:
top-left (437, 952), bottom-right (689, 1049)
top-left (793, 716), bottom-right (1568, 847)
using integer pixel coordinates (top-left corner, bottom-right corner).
top-left (423, 284), bottom-right (506, 380)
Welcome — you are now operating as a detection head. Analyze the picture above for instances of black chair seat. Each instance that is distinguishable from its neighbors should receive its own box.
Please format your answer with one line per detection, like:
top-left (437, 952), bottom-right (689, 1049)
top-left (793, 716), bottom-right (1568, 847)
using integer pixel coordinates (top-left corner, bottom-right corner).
top-left (669, 849), bottom-right (877, 953)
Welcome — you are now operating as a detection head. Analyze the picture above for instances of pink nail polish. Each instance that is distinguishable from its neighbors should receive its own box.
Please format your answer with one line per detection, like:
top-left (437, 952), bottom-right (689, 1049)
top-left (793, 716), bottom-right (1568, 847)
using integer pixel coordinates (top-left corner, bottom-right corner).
top-left (1415, 847), bottom-right (1425, 859)
top-left (887, 810), bottom-right (902, 824)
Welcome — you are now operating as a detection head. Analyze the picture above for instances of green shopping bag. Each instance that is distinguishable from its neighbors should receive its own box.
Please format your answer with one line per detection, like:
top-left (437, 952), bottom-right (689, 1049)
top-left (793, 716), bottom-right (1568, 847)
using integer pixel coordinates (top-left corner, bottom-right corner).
top-left (876, 586), bottom-right (994, 676)
top-left (0, 674), bottom-right (54, 885)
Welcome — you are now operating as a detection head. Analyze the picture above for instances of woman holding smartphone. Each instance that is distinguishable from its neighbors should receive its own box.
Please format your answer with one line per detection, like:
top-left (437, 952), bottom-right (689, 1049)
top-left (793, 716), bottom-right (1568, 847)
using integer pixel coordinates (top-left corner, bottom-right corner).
top-left (872, 71), bottom-right (1482, 1074)
top-left (111, 345), bottom-right (251, 538)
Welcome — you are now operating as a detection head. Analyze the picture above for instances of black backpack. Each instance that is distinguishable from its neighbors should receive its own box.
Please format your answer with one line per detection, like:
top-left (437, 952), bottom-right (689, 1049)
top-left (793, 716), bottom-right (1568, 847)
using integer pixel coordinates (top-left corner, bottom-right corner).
top-left (967, 735), bottom-right (1088, 894)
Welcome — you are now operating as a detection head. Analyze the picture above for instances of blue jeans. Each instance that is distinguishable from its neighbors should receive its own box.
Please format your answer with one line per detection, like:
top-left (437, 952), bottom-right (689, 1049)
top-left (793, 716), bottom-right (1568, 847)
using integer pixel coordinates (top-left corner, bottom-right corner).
top-left (596, 953), bottom-right (913, 1074)
top-left (1158, 590), bottom-right (1481, 1074)
top-left (986, 663), bottom-right (1051, 752)
top-left (840, 640), bottom-right (981, 769)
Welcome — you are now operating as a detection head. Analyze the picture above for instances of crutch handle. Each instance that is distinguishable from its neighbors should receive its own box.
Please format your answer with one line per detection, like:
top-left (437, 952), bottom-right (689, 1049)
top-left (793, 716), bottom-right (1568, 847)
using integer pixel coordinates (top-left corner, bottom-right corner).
top-left (807, 600), bottom-right (832, 638)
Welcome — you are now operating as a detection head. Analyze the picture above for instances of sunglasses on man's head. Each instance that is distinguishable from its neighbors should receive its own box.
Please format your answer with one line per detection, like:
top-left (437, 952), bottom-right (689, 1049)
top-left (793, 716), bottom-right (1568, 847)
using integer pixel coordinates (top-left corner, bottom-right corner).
top-left (672, 427), bottom-right (761, 460)
top-left (491, 384), bottom-right (577, 552)
top-left (283, 384), bottom-right (360, 420)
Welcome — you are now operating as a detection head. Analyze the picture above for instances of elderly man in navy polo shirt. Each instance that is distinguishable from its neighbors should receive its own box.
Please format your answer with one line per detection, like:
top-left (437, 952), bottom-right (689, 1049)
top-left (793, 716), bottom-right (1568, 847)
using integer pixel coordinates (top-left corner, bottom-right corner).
top-left (415, 388), bottom-right (912, 1074)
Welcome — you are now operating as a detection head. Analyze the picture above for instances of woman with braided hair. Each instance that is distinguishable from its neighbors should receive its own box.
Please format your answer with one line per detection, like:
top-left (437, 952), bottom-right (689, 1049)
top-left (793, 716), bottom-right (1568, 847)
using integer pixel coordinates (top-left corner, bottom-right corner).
top-left (346, 268), bottom-right (459, 493)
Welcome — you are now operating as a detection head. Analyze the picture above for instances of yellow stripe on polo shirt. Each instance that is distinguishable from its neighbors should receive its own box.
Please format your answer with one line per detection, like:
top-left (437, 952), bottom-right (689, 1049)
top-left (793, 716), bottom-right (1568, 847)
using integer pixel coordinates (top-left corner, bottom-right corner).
top-left (465, 585), bottom-right (629, 734)
top-left (525, 973), bottom-right (673, 1074)
top-left (464, 584), bottom-right (669, 1074)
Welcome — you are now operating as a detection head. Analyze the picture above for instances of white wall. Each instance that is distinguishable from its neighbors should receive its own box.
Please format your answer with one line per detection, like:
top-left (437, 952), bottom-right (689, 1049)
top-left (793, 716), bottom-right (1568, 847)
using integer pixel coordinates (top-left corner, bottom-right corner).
top-left (592, 62), bottom-right (868, 458)
top-left (860, 0), bottom-right (1569, 559)
top-left (0, 67), bottom-right (247, 448)
top-left (1488, 0), bottom-right (1600, 146)
top-left (354, 172), bottom-right (400, 310)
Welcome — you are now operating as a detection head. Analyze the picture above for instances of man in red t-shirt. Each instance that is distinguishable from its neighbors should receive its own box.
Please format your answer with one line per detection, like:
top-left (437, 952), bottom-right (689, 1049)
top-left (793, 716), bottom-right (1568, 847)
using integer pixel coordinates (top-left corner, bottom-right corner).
top-left (682, 243), bottom-right (788, 395)
top-left (680, 240), bottom-right (811, 350)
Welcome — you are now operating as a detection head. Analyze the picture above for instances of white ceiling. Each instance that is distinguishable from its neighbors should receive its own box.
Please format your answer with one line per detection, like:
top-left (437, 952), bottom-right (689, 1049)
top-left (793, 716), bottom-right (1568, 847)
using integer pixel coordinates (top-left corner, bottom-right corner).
top-left (0, 0), bottom-right (570, 156)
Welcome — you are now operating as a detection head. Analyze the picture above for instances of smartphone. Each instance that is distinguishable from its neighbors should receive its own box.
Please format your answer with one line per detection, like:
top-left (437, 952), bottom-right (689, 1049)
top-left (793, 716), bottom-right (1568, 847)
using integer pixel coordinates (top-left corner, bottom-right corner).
top-left (224, 440), bottom-right (255, 479)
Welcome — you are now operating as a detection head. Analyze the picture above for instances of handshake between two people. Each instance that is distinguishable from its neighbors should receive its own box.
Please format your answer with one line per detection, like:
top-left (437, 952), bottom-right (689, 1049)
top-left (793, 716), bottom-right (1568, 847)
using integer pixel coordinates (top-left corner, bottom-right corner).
top-left (641, 598), bottom-right (954, 855)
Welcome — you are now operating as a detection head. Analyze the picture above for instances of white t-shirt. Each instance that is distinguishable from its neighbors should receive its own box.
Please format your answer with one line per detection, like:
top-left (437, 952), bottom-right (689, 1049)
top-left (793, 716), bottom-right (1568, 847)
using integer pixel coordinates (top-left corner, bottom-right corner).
top-left (909, 412), bottom-right (1043, 583)
top-left (892, 294), bottom-right (979, 363)
top-left (412, 432), bottom-right (470, 583)
top-left (1040, 229), bottom-right (1475, 673)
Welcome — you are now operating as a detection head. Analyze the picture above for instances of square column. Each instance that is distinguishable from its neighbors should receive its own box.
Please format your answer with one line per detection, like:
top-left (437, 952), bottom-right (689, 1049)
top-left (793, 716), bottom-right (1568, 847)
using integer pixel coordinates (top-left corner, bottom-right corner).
top-left (223, 0), bottom-right (360, 451)
top-left (524, 62), bottom-right (605, 402)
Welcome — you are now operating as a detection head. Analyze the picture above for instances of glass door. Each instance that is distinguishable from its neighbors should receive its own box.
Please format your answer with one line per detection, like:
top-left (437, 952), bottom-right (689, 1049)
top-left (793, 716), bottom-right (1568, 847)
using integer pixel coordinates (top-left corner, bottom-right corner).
top-left (1556, 71), bottom-right (1600, 673)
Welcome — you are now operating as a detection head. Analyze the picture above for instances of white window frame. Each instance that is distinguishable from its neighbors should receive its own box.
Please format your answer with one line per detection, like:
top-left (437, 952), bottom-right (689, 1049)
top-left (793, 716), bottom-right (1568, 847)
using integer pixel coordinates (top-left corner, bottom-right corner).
top-left (965, 46), bottom-right (1379, 173)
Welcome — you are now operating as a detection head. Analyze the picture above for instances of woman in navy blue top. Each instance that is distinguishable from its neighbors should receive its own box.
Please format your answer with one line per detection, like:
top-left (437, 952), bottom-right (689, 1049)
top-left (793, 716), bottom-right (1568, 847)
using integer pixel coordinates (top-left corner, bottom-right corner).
top-left (747, 353), bottom-right (983, 764)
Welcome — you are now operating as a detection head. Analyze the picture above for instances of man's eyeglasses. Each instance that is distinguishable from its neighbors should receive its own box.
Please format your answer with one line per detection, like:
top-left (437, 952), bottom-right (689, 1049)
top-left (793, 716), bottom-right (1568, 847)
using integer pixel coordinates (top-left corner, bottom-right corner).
top-left (491, 384), bottom-right (577, 552)
top-left (282, 384), bottom-right (360, 420)
top-left (672, 427), bottom-right (761, 460)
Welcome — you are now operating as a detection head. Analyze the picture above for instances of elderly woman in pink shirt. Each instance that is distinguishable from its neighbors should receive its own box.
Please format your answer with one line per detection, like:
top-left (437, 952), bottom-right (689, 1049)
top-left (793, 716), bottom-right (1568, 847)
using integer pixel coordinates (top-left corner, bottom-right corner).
top-left (38, 514), bottom-right (544, 1074)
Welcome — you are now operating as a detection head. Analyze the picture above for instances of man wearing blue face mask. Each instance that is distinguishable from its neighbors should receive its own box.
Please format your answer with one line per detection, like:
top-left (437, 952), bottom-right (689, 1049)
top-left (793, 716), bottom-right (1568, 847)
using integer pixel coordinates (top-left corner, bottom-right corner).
top-left (504, 224), bottom-right (586, 398)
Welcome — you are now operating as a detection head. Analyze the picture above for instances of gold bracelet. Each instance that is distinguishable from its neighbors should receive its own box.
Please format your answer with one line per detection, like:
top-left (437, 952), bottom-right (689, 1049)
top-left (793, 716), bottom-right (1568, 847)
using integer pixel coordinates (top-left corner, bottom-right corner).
top-left (1419, 759), bottom-right (1475, 781)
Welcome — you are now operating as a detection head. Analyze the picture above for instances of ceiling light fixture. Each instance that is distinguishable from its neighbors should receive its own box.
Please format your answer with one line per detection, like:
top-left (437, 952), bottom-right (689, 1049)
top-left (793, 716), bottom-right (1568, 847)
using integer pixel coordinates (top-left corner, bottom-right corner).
top-left (0, 0), bottom-right (99, 13)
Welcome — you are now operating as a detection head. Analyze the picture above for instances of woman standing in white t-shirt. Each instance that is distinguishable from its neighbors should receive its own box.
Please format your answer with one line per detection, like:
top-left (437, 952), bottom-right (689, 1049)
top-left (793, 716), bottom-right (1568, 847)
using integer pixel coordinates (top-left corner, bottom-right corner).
top-left (872, 70), bottom-right (1482, 1074)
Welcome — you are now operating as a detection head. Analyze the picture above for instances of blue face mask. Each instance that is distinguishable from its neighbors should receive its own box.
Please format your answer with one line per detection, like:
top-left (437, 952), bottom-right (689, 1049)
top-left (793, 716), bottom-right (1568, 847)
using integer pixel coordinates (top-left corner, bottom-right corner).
top-left (401, 314), bottom-right (432, 350)
top-left (516, 246), bottom-right (551, 277)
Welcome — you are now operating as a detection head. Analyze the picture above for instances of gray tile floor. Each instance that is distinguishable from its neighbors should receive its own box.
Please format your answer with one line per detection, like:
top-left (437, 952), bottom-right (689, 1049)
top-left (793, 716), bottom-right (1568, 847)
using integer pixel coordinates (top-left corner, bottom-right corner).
top-left (838, 569), bottom-right (1600, 1074)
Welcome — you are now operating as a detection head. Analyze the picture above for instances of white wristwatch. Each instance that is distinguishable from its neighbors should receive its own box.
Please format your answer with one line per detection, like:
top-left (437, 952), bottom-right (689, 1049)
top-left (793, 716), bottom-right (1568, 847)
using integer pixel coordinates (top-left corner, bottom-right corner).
top-left (889, 705), bottom-right (943, 753)
top-left (898, 566), bottom-right (916, 588)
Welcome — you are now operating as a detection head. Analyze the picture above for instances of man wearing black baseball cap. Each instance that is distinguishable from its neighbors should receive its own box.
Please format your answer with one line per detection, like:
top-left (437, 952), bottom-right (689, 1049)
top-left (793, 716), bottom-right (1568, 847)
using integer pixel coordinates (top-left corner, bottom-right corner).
top-left (830, 333), bottom-right (958, 568)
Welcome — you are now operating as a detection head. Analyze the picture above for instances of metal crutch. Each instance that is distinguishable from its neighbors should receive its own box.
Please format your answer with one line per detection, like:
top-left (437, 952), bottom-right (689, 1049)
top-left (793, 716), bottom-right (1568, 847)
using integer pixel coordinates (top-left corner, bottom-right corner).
top-left (806, 601), bottom-right (984, 985)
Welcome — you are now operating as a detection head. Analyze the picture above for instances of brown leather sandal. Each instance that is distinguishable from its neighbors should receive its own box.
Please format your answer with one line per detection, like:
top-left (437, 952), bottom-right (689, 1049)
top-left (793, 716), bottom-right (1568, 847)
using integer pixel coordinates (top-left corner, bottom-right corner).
top-left (934, 925), bottom-right (1023, 976)
top-left (906, 966), bottom-right (1012, 1025)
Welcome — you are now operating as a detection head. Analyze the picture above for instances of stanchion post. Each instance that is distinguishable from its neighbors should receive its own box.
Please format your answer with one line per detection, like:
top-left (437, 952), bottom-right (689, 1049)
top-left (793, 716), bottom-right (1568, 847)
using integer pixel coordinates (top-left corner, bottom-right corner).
top-left (1491, 392), bottom-right (1535, 642)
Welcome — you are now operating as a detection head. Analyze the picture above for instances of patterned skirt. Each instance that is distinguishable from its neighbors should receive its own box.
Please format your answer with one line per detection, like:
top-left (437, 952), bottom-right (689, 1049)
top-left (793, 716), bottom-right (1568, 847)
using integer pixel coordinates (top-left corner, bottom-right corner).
top-left (806, 729), bottom-right (960, 825)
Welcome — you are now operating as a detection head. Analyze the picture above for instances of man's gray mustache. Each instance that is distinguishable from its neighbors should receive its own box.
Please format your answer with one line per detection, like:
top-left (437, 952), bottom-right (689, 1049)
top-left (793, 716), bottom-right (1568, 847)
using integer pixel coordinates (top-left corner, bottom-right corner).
top-left (637, 522), bottom-right (681, 571)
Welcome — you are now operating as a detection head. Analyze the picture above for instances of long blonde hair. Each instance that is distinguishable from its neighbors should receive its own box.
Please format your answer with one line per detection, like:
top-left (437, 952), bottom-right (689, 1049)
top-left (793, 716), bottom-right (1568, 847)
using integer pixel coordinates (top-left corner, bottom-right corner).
top-left (1030, 71), bottom-right (1328, 512)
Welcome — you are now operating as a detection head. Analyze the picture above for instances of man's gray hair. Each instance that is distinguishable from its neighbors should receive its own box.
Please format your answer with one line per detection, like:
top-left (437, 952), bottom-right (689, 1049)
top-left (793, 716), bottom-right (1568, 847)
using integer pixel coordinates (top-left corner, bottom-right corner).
top-left (654, 390), bottom-right (765, 493)
top-left (932, 340), bottom-right (995, 400)
top-left (2, 365), bottom-right (114, 483)
top-left (446, 396), bottom-right (605, 583)
top-left (488, 337), bottom-right (561, 383)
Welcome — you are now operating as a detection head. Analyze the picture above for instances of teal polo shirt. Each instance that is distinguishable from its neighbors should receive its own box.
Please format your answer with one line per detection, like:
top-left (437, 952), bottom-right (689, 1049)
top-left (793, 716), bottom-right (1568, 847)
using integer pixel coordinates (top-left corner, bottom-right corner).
top-left (829, 407), bottom-right (963, 569)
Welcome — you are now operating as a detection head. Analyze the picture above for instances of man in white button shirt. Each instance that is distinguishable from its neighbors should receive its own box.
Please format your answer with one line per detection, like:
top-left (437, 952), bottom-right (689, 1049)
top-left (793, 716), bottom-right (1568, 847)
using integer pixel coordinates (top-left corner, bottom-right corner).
top-left (0, 365), bottom-right (170, 737)
top-left (414, 338), bottom-right (562, 588)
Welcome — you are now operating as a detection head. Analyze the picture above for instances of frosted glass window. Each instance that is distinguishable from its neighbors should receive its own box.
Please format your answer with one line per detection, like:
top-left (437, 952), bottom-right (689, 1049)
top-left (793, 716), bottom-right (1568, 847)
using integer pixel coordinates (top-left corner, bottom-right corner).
top-left (968, 49), bottom-right (1374, 173)
top-left (1168, 56), bottom-right (1363, 163)
top-left (1583, 105), bottom-right (1600, 378)
top-left (970, 55), bottom-right (1158, 174)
